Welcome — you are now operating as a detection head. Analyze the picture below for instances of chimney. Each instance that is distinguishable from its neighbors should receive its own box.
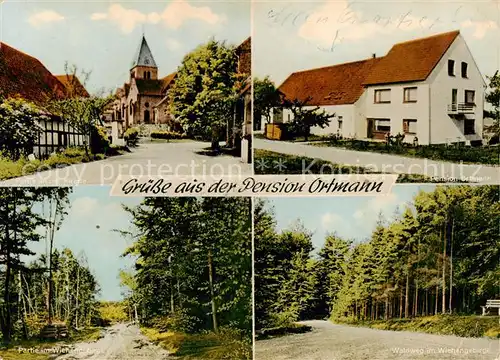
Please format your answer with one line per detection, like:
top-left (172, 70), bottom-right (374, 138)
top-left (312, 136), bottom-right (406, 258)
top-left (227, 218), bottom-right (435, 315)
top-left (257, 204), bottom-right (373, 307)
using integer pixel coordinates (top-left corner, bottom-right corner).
top-left (372, 53), bottom-right (376, 58)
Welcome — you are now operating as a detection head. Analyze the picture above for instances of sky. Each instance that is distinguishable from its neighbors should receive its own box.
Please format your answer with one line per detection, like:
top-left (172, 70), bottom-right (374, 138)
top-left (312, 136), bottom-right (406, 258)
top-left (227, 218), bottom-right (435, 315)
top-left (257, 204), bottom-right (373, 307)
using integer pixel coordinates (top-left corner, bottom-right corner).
top-left (254, 0), bottom-right (500, 86)
top-left (0, 0), bottom-right (250, 93)
top-left (264, 184), bottom-right (439, 251)
top-left (26, 186), bottom-right (142, 301)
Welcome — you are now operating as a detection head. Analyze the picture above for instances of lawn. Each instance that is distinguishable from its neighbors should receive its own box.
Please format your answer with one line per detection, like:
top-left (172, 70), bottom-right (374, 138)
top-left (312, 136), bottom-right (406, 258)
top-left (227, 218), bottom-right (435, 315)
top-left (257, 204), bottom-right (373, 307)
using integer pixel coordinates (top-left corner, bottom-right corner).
top-left (334, 315), bottom-right (500, 338)
top-left (254, 149), bottom-right (462, 183)
top-left (312, 138), bottom-right (499, 165)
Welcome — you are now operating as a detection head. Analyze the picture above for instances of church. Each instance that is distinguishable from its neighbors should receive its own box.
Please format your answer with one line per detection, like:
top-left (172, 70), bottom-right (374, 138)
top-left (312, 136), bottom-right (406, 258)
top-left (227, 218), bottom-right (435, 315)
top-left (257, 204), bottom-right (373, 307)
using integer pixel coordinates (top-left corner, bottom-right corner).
top-left (110, 36), bottom-right (177, 138)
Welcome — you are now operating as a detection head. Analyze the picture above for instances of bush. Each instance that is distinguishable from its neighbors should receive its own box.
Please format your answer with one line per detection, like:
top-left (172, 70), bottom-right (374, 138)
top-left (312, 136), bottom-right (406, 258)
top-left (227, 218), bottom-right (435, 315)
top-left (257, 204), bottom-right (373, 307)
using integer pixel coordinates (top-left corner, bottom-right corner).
top-left (90, 125), bottom-right (110, 154)
top-left (149, 309), bottom-right (204, 334)
top-left (150, 130), bottom-right (187, 140)
top-left (124, 127), bottom-right (139, 147)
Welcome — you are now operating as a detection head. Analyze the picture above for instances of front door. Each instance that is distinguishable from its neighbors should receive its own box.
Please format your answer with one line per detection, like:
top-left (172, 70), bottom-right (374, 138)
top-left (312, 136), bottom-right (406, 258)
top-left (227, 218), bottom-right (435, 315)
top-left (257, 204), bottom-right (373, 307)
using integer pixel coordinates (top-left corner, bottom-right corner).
top-left (367, 118), bottom-right (374, 138)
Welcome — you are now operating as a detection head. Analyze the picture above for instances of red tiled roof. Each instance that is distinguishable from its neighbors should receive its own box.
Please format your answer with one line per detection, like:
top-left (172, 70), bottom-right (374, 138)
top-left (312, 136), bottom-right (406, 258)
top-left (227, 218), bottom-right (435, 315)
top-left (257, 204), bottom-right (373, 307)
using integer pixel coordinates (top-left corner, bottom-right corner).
top-left (55, 74), bottom-right (90, 97)
top-left (0, 42), bottom-right (66, 103)
top-left (278, 58), bottom-right (381, 106)
top-left (363, 30), bottom-right (460, 85)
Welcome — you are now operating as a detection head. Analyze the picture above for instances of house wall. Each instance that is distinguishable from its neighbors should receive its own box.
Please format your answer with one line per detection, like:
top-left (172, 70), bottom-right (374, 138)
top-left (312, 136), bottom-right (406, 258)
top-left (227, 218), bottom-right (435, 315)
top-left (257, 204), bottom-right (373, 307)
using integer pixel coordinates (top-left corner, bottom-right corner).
top-left (34, 118), bottom-right (88, 158)
top-left (364, 82), bottom-right (430, 144)
top-left (136, 95), bottom-right (162, 124)
top-left (426, 34), bottom-right (484, 144)
top-left (270, 105), bottom-right (357, 138)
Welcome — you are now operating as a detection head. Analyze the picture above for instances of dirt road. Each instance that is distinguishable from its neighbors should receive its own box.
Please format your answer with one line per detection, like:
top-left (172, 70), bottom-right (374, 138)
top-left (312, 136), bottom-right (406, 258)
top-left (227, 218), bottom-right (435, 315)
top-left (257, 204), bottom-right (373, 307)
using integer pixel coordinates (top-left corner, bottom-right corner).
top-left (255, 320), bottom-right (500, 360)
top-left (56, 323), bottom-right (171, 360)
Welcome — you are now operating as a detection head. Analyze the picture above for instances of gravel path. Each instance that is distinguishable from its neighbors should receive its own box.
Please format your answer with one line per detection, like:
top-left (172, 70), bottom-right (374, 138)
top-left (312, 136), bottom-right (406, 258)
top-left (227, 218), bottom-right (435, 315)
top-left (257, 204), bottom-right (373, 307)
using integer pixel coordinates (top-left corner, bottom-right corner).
top-left (56, 323), bottom-right (172, 360)
top-left (255, 320), bottom-right (500, 360)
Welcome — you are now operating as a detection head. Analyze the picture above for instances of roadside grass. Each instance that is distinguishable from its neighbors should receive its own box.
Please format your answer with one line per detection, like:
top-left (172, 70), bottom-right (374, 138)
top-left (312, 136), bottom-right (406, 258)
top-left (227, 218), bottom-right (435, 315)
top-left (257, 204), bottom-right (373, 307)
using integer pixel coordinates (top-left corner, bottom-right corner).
top-left (334, 315), bottom-right (500, 338)
top-left (0, 327), bottom-right (103, 360)
top-left (312, 139), bottom-right (499, 165)
top-left (141, 326), bottom-right (252, 360)
top-left (254, 149), bottom-right (460, 183)
top-left (0, 146), bottom-right (124, 181)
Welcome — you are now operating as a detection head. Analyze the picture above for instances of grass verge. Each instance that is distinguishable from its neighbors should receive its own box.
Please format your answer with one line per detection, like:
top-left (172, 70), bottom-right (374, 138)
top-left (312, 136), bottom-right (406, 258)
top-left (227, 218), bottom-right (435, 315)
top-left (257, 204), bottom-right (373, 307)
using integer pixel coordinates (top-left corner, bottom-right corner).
top-left (256, 323), bottom-right (312, 340)
top-left (254, 149), bottom-right (460, 183)
top-left (0, 146), bottom-right (124, 181)
top-left (0, 327), bottom-right (102, 360)
top-left (312, 139), bottom-right (499, 165)
top-left (334, 315), bottom-right (500, 338)
top-left (141, 326), bottom-right (252, 360)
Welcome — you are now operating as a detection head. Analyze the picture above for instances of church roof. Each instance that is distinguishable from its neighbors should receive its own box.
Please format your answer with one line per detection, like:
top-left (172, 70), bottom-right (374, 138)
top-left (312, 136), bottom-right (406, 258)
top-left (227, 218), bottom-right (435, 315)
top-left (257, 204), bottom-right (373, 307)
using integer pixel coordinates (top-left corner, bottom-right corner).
top-left (135, 79), bottom-right (164, 95)
top-left (131, 36), bottom-right (157, 69)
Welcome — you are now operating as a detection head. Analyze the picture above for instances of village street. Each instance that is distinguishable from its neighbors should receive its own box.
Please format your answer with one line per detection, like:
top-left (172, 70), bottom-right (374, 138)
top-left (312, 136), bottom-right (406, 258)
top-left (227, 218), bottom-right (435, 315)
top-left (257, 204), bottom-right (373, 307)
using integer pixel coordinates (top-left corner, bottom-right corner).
top-left (254, 139), bottom-right (500, 184)
top-left (255, 320), bottom-right (500, 360)
top-left (0, 141), bottom-right (251, 186)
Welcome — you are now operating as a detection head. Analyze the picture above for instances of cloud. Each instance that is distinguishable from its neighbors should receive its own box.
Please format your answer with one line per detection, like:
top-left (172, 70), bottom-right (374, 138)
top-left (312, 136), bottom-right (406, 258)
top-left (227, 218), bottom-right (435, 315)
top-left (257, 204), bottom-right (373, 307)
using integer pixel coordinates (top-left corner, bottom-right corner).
top-left (166, 38), bottom-right (181, 51)
top-left (461, 19), bottom-right (499, 39)
top-left (90, 1), bottom-right (224, 34)
top-left (71, 196), bottom-right (122, 218)
top-left (28, 10), bottom-right (65, 27)
top-left (353, 193), bottom-right (400, 222)
top-left (321, 212), bottom-right (342, 230)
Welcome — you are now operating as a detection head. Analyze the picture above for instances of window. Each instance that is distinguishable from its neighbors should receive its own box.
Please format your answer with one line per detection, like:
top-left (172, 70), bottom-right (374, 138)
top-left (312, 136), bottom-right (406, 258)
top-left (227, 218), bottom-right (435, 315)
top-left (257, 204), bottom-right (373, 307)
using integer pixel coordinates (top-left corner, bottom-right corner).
top-left (375, 119), bottom-right (391, 132)
top-left (374, 89), bottom-right (391, 103)
top-left (464, 119), bottom-right (475, 135)
top-left (143, 71), bottom-right (147, 78)
top-left (129, 100), bottom-right (133, 115)
top-left (145, 102), bottom-right (150, 108)
top-left (465, 90), bottom-right (475, 104)
top-left (461, 62), bottom-right (468, 78)
top-left (403, 87), bottom-right (417, 103)
top-left (338, 116), bottom-right (343, 131)
top-left (403, 119), bottom-right (417, 135)
top-left (448, 59), bottom-right (455, 76)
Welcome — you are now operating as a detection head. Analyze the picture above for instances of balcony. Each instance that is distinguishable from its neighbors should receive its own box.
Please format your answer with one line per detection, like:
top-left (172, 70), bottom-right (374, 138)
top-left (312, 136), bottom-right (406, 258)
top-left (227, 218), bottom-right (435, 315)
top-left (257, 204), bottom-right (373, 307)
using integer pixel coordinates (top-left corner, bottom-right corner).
top-left (447, 103), bottom-right (475, 115)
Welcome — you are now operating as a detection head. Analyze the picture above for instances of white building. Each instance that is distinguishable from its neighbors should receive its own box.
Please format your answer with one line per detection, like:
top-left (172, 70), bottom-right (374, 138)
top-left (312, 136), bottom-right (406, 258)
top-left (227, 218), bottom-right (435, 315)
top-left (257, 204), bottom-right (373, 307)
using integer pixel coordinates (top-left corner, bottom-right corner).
top-left (270, 30), bottom-right (485, 146)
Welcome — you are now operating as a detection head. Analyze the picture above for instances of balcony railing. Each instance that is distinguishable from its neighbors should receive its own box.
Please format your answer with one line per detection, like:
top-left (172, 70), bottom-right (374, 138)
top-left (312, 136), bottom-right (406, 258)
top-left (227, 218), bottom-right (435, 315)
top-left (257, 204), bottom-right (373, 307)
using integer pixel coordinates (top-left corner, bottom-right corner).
top-left (447, 103), bottom-right (475, 114)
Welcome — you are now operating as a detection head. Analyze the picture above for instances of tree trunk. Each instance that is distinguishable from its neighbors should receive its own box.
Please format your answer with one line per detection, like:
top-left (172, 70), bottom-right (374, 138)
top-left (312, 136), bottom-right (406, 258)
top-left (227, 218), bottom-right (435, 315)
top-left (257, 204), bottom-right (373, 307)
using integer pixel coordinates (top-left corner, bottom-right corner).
top-left (442, 221), bottom-right (447, 314)
top-left (414, 279), bottom-right (419, 317)
top-left (170, 280), bottom-right (175, 314)
top-left (404, 270), bottom-right (410, 318)
top-left (211, 124), bottom-right (220, 152)
top-left (399, 287), bottom-right (403, 318)
top-left (449, 219), bottom-right (454, 314)
top-left (435, 285), bottom-right (439, 315)
top-left (208, 249), bottom-right (218, 333)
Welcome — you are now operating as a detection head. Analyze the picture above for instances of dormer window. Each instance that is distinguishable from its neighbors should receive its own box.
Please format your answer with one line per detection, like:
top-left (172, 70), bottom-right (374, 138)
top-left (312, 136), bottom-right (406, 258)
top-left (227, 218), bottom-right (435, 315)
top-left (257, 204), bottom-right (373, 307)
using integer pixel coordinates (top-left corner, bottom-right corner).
top-left (448, 59), bottom-right (455, 76)
top-left (461, 62), bottom-right (468, 78)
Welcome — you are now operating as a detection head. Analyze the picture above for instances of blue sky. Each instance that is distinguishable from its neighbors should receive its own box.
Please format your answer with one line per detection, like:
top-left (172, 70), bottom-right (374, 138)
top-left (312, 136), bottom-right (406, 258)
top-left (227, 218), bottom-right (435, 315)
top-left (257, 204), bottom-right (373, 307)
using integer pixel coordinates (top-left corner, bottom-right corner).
top-left (26, 187), bottom-right (142, 301)
top-left (265, 184), bottom-right (438, 250)
top-left (1, 0), bottom-right (250, 93)
top-left (254, 1), bottom-right (500, 85)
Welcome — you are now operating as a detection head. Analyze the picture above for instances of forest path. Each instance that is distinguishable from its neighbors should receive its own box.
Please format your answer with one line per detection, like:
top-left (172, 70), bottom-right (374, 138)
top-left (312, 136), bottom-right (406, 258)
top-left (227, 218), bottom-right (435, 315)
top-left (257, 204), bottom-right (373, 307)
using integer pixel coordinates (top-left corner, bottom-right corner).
top-left (255, 320), bottom-right (500, 360)
top-left (56, 323), bottom-right (173, 360)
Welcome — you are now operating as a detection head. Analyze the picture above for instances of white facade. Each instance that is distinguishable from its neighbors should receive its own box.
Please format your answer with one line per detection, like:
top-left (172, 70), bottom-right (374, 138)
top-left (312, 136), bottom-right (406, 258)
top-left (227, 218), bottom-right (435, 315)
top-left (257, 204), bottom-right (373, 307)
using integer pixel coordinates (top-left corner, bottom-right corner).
top-left (272, 34), bottom-right (484, 145)
top-left (34, 118), bottom-right (88, 159)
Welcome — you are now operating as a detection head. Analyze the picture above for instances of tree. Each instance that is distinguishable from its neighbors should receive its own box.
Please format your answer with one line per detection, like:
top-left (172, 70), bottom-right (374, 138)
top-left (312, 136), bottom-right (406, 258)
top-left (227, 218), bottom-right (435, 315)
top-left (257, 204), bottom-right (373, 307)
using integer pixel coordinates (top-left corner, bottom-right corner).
top-left (48, 64), bottom-right (113, 157)
top-left (285, 98), bottom-right (335, 141)
top-left (484, 71), bottom-right (500, 140)
top-left (0, 98), bottom-right (46, 160)
top-left (253, 77), bottom-right (280, 124)
top-left (169, 39), bottom-right (239, 151)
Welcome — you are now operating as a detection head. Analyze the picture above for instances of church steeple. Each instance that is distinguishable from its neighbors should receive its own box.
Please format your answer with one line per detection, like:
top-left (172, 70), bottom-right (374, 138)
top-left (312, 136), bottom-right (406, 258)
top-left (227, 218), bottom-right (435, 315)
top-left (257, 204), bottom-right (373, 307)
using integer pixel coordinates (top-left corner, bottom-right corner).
top-left (130, 35), bottom-right (158, 80)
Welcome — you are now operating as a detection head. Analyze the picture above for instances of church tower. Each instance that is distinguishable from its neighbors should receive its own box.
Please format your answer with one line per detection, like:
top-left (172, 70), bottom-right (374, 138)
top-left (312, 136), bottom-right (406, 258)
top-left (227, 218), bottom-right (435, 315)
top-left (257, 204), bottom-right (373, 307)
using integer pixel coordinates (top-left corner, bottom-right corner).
top-left (130, 36), bottom-right (158, 80)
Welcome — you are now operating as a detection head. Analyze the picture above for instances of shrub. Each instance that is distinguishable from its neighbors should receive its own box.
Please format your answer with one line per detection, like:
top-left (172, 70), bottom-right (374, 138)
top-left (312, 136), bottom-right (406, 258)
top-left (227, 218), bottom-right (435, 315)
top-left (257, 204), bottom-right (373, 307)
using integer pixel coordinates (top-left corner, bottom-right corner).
top-left (0, 97), bottom-right (46, 160)
top-left (150, 309), bottom-right (204, 334)
top-left (150, 130), bottom-right (187, 140)
top-left (124, 127), bottom-right (139, 147)
top-left (90, 125), bottom-right (110, 154)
